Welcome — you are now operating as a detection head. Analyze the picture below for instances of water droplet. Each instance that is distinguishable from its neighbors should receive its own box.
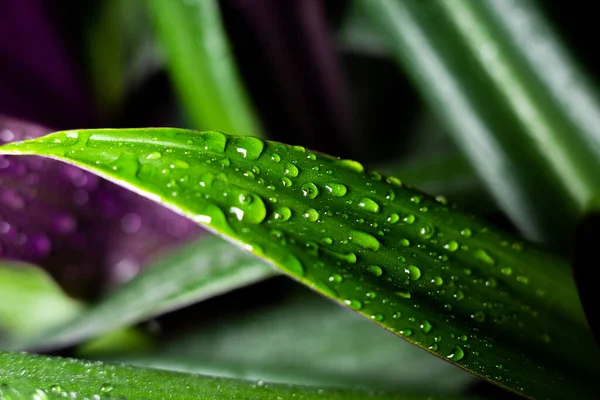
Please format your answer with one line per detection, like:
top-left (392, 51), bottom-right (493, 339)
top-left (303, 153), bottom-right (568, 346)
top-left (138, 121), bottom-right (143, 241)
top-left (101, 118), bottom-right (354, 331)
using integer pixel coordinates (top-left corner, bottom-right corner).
top-left (337, 159), bottom-right (364, 173)
top-left (460, 228), bottom-right (472, 238)
top-left (146, 152), bottom-right (162, 160)
top-left (419, 224), bottom-right (435, 239)
top-left (474, 249), bottom-right (496, 265)
top-left (281, 177), bottom-right (293, 187)
top-left (371, 313), bottom-right (384, 321)
top-left (324, 249), bottom-right (357, 263)
top-left (301, 182), bottom-right (319, 199)
top-left (444, 240), bottom-right (459, 252)
top-left (386, 176), bottom-right (403, 187)
top-left (358, 197), bottom-right (380, 213)
top-left (324, 183), bottom-right (347, 197)
top-left (368, 265), bottom-right (383, 276)
top-left (404, 265), bottom-right (420, 281)
top-left (404, 214), bottom-right (415, 224)
top-left (472, 311), bottom-right (486, 322)
top-left (411, 195), bottom-right (421, 204)
top-left (385, 189), bottom-right (395, 201)
top-left (284, 163), bottom-right (299, 177)
top-left (231, 136), bottom-right (264, 160)
top-left (100, 384), bottom-right (114, 393)
top-left (303, 208), bottom-right (320, 222)
top-left (517, 276), bottom-right (529, 284)
top-left (273, 206), bottom-right (292, 221)
top-left (454, 291), bottom-right (464, 301)
top-left (345, 299), bottom-right (363, 310)
top-left (329, 274), bottom-right (343, 283)
top-left (501, 267), bottom-right (513, 276)
top-left (400, 329), bottom-right (413, 337)
top-left (349, 230), bottom-right (381, 251)
top-left (171, 159), bottom-right (190, 169)
top-left (321, 237), bottom-right (333, 245)
top-left (420, 320), bottom-right (433, 333)
top-left (400, 238), bottom-right (411, 247)
top-left (432, 276), bottom-right (443, 286)
top-left (396, 290), bottom-right (411, 299)
top-left (447, 345), bottom-right (465, 361)
top-left (387, 213), bottom-right (399, 223)
top-left (271, 153), bottom-right (281, 163)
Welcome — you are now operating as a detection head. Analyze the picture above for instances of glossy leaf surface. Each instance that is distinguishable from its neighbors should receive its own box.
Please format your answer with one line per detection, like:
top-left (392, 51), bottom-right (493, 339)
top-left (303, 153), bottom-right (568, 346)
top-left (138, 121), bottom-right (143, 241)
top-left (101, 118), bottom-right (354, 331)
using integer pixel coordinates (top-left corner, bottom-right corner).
top-left (0, 351), bottom-right (463, 400)
top-left (147, 0), bottom-right (262, 136)
top-left (361, 0), bottom-right (600, 247)
top-left (12, 235), bottom-right (275, 351)
top-left (1, 129), bottom-right (598, 399)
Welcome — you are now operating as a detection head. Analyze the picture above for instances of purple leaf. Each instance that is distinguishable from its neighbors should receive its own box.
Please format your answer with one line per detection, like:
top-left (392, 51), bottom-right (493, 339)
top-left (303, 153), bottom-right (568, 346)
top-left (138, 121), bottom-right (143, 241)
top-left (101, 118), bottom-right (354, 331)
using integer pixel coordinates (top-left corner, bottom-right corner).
top-left (0, 117), bottom-right (201, 299)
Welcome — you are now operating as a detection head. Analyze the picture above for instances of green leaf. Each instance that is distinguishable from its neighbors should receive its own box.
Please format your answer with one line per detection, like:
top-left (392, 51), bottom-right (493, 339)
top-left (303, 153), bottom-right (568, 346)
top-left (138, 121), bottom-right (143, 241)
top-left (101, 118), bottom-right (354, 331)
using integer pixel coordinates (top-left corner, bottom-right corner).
top-left (108, 283), bottom-right (475, 393)
top-left (0, 351), bottom-right (467, 400)
top-left (361, 0), bottom-right (600, 246)
top-left (0, 262), bottom-right (82, 342)
top-left (11, 235), bottom-right (275, 351)
top-left (1, 128), bottom-right (598, 399)
top-left (147, 0), bottom-right (262, 136)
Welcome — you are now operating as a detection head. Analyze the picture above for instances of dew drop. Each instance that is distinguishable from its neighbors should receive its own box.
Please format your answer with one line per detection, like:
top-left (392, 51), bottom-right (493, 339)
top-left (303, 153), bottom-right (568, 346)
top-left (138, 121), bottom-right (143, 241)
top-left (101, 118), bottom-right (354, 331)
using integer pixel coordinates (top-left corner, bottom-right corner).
top-left (358, 197), bottom-right (380, 213)
top-left (516, 276), bottom-right (529, 284)
top-left (273, 207), bottom-right (292, 221)
top-left (371, 314), bottom-right (384, 321)
top-left (303, 208), bottom-right (320, 222)
top-left (447, 345), bottom-right (465, 361)
top-left (324, 183), bottom-right (347, 197)
top-left (387, 213), bottom-right (400, 223)
top-left (271, 153), bottom-right (281, 163)
top-left (400, 329), bottom-right (413, 337)
top-left (396, 290), bottom-right (411, 299)
top-left (301, 182), bottom-right (319, 199)
top-left (231, 136), bottom-right (264, 160)
top-left (337, 159), bottom-right (364, 173)
top-left (405, 265), bottom-right (421, 280)
top-left (281, 177), bottom-right (293, 187)
top-left (501, 267), bottom-right (513, 276)
top-left (345, 299), bottom-right (363, 310)
top-left (171, 159), bottom-right (190, 169)
top-left (444, 240), bottom-right (459, 252)
top-left (329, 274), bottom-right (343, 283)
top-left (400, 238), bottom-right (411, 247)
top-left (472, 311), bottom-right (486, 322)
top-left (321, 237), bottom-right (333, 245)
top-left (368, 265), bottom-right (383, 276)
top-left (432, 276), bottom-right (443, 286)
top-left (146, 152), bottom-right (162, 160)
top-left (403, 214), bottom-right (415, 224)
top-left (349, 230), bottom-right (381, 251)
top-left (419, 224), bottom-right (435, 239)
top-left (284, 163), bottom-right (299, 177)
top-left (420, 320), bottom-right (433, 333)
top-left (460, 228), bottom-right (472, 238)
top-left (199, 131), bottom-right (228, 152)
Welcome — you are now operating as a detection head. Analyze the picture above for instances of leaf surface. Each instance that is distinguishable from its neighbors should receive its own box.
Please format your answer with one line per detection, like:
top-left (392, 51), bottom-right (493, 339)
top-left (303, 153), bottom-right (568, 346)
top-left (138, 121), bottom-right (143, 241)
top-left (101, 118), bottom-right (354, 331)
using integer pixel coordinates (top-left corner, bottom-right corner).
top-left (1, 128), bottom-right (598, 399)
top-left (0, 351), bottom-right (465, 400)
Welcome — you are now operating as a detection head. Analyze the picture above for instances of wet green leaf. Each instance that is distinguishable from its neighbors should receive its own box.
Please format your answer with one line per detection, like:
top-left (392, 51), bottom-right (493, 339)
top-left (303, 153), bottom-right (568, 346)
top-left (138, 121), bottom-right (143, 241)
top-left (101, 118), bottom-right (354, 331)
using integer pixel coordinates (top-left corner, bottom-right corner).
top-left (147, 0), bottom-right (262, 136)
top-left (11, 235), bottom-right (275, 351)
top-left (0, 262), bottom-right (82, 343)
top-left (361, 0), bottom-right (600, 247)
top-left (1, 128), bottom-right (598, 399)
top-left (0, 351), bottom-right (466, 400)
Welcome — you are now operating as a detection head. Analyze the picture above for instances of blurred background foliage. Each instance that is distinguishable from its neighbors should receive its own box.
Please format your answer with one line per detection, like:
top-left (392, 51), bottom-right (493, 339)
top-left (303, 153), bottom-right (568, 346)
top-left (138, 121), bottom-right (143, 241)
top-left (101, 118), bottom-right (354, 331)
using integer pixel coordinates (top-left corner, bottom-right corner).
top-left (2, 0), bottom-right (600, 398)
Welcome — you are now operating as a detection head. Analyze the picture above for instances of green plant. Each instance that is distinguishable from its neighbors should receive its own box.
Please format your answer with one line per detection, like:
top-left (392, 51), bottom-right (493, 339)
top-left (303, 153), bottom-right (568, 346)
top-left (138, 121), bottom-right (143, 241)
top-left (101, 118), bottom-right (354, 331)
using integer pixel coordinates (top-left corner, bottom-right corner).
top-left (1, 1), bottom-right (599, 399)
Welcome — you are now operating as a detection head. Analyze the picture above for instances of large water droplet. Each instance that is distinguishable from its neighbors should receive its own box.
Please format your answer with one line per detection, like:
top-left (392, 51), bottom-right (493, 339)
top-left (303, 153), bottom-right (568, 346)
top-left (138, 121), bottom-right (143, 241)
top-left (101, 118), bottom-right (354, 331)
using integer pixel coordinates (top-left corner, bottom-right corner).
top-left (447, 345), bottom-right (465, 361)
top-left (146, 152), bottom-right (162, 160)
top-left (404, 214), bottom-right (415, 224)
top-left (368, 265), bottom-right (383, 276)
top-left (444, 240), bottom-right (459, 252)
top-left (387, 213), bottom-right (400, 224)
top-left (231, 136), bottom-right (264, 160)
top-left (474, 249), bottom-right (496, 265)
top-left (345, 299), bottom-right (363, 310)
top-left (273, 207), bottom-right (292, 221)
top-left (271, 153), bottom-right (281, 163)
top-left (324, 183), bottom-right (347, 197)
top-left (284, 163), bottom-right (299, 177)
top-left (420, 320), bottom-right (433, 333)
top-left (337, 159), bottom-right (364, 173)
top-left (199, 131), bottom-right (227, 152)
top-left (303, 208), bottom-right (320, 222)
top-left (358, 197), bottom-right (380, 213)
top-left (301, 182), bottom-right (319, 199)
top-left (349, 230), bottom-right (381, 251)
top-left (406, 265), bottom-right (421, 280)
top-left (419, 224), bottom-right (435, 239)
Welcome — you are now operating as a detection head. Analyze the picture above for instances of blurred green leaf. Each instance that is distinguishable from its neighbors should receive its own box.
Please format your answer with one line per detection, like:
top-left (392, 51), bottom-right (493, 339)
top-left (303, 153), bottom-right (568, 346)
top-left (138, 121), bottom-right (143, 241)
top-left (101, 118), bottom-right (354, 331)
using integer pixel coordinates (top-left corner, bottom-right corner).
top-left (110, 284), bottom-right (475, 393)
top-left (2, 128), bottom-right (598, 399)
top-left (0, 351), bottom-right (467, 400)
top-left (361, 0), bottom-right (600, 247)
top-left (0, 262), bottom-right (82, 343)
top-left (12, 235), bottom-right (274, 351)
top-left (147, 0), bottom-right (262, 136)
top-left (86, 0), bottom-right (158, 115)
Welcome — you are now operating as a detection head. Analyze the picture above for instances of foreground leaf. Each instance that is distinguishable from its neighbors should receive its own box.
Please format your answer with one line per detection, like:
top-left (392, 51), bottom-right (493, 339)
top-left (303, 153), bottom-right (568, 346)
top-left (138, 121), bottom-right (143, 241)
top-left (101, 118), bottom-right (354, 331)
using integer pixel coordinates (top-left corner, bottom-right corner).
top-left (1, 129), bottom-right (598, 399)
top-left (361, 0), bottom-right (600, 247)
top-left (147, 0), bottom-right (262, 136)
top-left (110, 282), bottom-right (475, 393)
top-left (0, 351), bottom-right (464, 400)
top-left (0, 262), bottom-right (82, 342)
top-left (12, 235), bottom-right (275, 351)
